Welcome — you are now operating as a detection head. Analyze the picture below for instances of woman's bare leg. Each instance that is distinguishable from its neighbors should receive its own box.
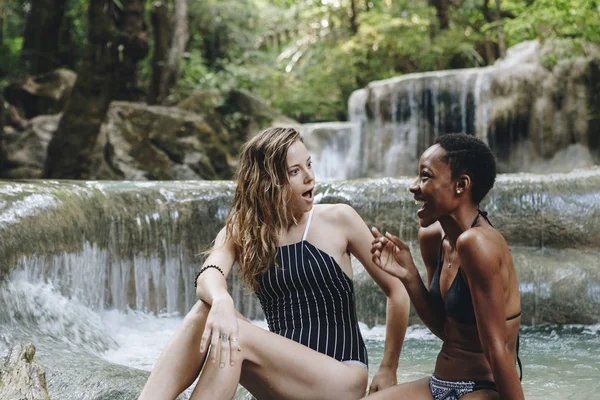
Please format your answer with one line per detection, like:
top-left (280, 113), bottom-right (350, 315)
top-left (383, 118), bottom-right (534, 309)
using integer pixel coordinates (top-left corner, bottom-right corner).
top-left (189, 343), bottom-right (242, 400)
top-left (138, 301), bottom-right (210, 400)
top-left (362, 377), bottom-right (432, 400)
top-left (190, 318), bottom-right (368, 400)
top-left (142, 307), bottom-right (370, 400)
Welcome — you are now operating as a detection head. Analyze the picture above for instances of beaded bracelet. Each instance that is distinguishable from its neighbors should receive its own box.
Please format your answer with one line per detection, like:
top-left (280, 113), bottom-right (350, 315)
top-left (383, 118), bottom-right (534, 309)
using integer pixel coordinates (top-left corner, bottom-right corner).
top-left (194, 265), bottom-right (225, 288)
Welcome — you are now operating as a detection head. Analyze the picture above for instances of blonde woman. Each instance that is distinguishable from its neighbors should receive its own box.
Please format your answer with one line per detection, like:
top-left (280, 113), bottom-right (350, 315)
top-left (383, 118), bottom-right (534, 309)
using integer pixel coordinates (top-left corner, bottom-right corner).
top-left (139, 127), bottom-right (410, 400)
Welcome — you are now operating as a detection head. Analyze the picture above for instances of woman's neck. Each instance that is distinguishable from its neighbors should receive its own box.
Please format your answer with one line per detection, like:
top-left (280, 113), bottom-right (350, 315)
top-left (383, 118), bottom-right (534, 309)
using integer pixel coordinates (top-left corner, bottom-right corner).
top-left (286, 208), bottom-right (310, 231)
top-left (439, 204), bottom-right (480, 245)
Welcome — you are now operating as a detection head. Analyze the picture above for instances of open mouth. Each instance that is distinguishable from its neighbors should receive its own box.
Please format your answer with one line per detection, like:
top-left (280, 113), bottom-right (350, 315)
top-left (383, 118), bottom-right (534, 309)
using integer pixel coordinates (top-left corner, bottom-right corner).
top-left (302, 188), bottom-right (314, 200)
top-left (414, 198), bottom-right (426, 213)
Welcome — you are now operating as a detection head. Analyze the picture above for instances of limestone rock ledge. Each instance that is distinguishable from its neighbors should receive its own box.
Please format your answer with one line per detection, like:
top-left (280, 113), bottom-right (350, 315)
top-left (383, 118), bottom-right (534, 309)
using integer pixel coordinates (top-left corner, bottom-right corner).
top-left (0, 343), bottom-right (51, 400)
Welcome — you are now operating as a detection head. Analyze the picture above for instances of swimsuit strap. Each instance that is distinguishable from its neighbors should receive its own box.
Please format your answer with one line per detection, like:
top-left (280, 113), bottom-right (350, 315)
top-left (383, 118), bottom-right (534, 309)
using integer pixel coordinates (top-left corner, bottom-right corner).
top-left (516, 334), bottom-right (523, 381)
top-left (471, 208), bottom-right (493, 228)
top-left (302, 207), bottom-right (315, 242)
top-left (438, 235), bottom-right (447, 265)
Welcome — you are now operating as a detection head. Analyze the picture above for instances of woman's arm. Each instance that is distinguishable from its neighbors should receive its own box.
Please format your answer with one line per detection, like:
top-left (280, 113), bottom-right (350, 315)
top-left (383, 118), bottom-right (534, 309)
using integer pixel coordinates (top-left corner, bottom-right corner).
top-left (457, 231), bottom-right (524, 400)
top-left (195, 227), bottom-right (241, 368)
top-left (370, 226), bottom-right (447, 340)
top-left (195, 227), bottom-right (236, 305)
top-left (341, 205), bottom-right (410, 393)
top-left (411, 225), bottom-right (447, 339)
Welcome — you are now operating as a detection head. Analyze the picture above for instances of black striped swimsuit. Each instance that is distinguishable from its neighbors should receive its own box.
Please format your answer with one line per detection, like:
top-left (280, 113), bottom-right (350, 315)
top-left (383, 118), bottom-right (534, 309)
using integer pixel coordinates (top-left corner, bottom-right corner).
top-left (255, 208), bottom-right (368, 368)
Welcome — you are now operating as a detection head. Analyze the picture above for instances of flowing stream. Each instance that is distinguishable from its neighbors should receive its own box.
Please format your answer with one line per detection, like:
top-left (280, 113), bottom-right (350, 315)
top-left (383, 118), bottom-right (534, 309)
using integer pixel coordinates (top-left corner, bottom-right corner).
top-left (0, 175), bottom-right (598, 399)
top-left (1, 278), bottom-right (599, 399)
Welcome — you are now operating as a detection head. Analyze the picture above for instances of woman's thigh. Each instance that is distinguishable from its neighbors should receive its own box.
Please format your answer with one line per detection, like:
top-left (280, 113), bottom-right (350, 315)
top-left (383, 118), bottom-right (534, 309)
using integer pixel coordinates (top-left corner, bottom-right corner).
top-left (237, 319), bottom-right (368, 400)
top-left (362, 377), bottom-right (432, 400)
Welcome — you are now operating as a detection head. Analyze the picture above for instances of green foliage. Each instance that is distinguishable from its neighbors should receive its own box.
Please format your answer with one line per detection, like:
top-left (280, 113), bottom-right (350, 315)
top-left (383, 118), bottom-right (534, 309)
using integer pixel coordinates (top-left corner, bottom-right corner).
top-left (0, 0), bottom-right (27, 80)
top-left (0, 0), bottom-right (88, 78)
top-left (188, 0), bottom-right (261, 67)
top-left (1, 0), bottom-right (598, 122)
top-left (0, 37), bottom-right (23, 81)
top-left (504, 0), bottom-right (600, 45)
top-left (500, 0), bottom-right (600, 68)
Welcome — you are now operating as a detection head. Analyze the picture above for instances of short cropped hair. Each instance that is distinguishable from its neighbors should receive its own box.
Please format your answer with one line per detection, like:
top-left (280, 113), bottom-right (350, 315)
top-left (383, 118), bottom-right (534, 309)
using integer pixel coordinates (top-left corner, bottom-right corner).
top-left (434, 134), bottom-right (496, 204)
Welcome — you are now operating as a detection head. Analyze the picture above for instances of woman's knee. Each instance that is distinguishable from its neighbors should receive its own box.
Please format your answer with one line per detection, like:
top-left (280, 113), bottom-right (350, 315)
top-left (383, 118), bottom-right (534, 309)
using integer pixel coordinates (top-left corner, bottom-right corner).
top-left (345, 369), bottom-right (368, 399)
top-left (182, 300), bottom-right (210, 327)
top-left (349, 380), bottom-right (368, 399)
top-left (235, 318), bottom-right (253, 351)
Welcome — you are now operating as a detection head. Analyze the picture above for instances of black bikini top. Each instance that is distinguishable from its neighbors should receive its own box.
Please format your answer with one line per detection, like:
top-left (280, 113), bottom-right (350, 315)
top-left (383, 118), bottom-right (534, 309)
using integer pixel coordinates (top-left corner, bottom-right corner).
top-left (429, 210), bottom-right (522, 325)
top-left (429, 209), bottom-right (523, 380)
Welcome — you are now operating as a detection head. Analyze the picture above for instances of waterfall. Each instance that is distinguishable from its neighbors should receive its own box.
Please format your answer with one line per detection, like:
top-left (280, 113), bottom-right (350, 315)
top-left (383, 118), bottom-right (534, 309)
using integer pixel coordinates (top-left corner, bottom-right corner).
top-left (297, 122), bottom-right (362, 181)
top-left (302, 41), bottom-right (598, 180)
top-left (1, 172), bottom-right (598, 325)
top-left (0, 173), bottom-right (598, 398)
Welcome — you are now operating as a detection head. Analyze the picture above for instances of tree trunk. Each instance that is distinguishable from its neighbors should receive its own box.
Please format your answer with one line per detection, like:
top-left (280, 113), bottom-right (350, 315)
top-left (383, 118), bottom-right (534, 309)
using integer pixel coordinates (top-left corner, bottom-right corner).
top-left (0, 91), bottom-right (4, 133)
top-left (0, 91), bottom-right (8, 177)
top-left (43, 0), bottom-right (122, 179)
top-left (485, 32), bottom-right (496, 64)
top-left (114, 0), bottom-right (149, 101)
top-left (481, 0), bottom-right (497, 62)
top-left (0, 13), bottom-right (4, 47)
top-left (148, 1), bottom-right (170, 104)
top-left (494, 0), bottom-right (507, 57)
top-left (58, 6), bottom-right (79, 70)
top-left (430, 0), bottom-right (450, 31)
top-left (350, 0), bottom-right (359, 35)
top-left (21, 0), bottom-right (68, 75)
top-left (157, 0), bottom-right (189, 104)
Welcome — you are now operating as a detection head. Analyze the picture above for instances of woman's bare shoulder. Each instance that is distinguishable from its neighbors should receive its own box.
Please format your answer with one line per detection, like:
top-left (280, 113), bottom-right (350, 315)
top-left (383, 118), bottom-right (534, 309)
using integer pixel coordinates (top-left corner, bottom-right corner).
top-left (314, 203), bottom-right (355, 217)
top-left (314, 203), bottom-right (362, 226)
top-left (418, 222), bottom-right (444, 244)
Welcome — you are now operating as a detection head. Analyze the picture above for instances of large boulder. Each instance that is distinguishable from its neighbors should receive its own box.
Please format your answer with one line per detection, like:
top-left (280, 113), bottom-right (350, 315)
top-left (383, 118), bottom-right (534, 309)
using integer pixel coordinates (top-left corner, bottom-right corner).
top-left (0, 102), bottom-right (232, 180)
top-left (0, 87), bottom-right (296, 180)
top-left (178, 88), bottom-right (296, 164)
top-left (2, 69), bottom-right (77, 119)
top-left (0, 114), bottom-right (55, 179)
top-left (91, 102), bottom-right (232, 180)
top-left (0, 343), bottom-right (51, 400)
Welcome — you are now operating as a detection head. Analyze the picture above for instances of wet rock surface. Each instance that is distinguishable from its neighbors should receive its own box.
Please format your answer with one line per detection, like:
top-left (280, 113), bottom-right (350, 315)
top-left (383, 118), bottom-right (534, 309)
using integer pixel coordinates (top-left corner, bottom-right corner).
top-left (0, 343), bottom-right (51, 400)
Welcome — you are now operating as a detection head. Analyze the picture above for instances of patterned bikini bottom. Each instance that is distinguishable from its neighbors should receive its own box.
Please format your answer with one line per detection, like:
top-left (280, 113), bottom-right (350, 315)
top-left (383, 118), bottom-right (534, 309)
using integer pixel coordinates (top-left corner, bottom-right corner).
top-left (429, 375), bottom-right (497, 400)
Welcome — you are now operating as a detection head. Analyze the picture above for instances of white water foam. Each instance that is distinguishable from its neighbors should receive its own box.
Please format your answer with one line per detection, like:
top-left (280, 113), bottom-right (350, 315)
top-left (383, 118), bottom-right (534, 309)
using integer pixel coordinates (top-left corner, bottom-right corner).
top-left (0, 279), bottom-right (118, 353)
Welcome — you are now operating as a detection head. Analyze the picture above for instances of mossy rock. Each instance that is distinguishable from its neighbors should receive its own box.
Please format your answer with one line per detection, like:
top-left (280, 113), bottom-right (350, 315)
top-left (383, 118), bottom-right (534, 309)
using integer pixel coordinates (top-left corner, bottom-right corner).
top-left (178, 88), bottom-right (296, 160)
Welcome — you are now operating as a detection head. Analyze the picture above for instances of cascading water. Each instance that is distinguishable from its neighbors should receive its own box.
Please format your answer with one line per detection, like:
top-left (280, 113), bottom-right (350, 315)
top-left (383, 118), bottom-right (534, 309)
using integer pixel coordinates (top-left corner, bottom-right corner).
top-left (0, 172), bottom-right (599, 399)
top-left (2, 39), bottom-right (598, 400)
top-left (297, 122), bottom-right (362, 181)
top-left (301, 41), bottom-right (598, 180)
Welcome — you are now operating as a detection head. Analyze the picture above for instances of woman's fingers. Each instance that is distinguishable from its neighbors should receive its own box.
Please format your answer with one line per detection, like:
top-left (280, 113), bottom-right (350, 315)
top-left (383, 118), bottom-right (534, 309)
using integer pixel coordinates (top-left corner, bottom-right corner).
top-left (385, 232), bottom-right (408, 250)
top-left (372, 249), bottom-right (381, 267)
top-left (229, 334), bottom-right (241, 366)
top-left (371, 226), bottom-right (382, 238)
top-left (200, 325), bottom-right (212, 353)
top-left (210, 329), bottom-right (220, 364)
top-left (219, 332), bottom-right (230, 368)
top-left (371, 239), bottom-right (384, 254)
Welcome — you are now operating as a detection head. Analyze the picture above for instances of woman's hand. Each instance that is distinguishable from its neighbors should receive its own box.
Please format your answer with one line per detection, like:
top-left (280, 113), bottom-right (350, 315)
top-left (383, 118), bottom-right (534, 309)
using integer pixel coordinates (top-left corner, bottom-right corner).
top-left (371, 227), bottom-right (418, 283)
top-left (199, 295), bottom-right (241, 368)
top-left (369, 365), bottom-right (398, 393)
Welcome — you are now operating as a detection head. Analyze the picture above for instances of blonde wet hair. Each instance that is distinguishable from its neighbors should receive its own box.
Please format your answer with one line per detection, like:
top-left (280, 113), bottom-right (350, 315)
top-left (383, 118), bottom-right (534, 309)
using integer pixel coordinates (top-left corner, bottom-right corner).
top-left (225, 127), bottom-right (302, 290)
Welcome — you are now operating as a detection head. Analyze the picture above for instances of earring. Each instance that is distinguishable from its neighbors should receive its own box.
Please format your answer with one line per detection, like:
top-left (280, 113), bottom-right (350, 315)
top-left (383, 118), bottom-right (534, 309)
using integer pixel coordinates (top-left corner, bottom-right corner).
top-left (456, 190), bottom-right (461, 194)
